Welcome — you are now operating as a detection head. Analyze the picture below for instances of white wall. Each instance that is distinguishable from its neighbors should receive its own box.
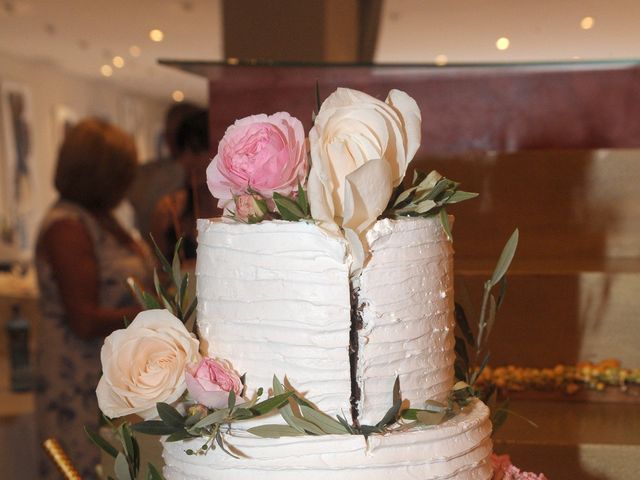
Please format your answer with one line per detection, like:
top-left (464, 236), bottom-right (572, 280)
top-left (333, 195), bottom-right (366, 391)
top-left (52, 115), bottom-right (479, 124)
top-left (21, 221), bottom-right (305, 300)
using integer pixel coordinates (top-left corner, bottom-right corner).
top-left (0, 50), bottom-right (168, 259)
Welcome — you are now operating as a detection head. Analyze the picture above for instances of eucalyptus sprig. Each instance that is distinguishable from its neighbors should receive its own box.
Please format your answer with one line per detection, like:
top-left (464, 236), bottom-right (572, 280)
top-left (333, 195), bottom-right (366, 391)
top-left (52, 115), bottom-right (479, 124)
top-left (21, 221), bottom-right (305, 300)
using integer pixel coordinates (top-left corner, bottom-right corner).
top-left (130, 383), bottom-right (295, 457)
top-left (388, 170), bottom-right (478, 240)
top-left (85, 421), bottom-right (165, 480)
top-left (127, 236), bottom-right (197, 327)
top-left (453, 229), bottom-right (519, 393)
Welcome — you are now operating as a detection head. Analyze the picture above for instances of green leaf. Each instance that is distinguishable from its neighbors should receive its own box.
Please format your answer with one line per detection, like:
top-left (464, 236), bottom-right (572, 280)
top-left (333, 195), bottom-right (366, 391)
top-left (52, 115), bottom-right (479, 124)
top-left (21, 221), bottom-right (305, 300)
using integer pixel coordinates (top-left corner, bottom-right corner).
top-left (336, 415), bottom-right (355, 434)
top-left (412, 170), bottom-right (427, 186)
top-left (471, 352), bottom-right (491, 386)
top-left (147, 463), bottom-right (165, 480)
top-left (273, 193), bottom-right (305, 221)
top-left (114, 452), bottom-right (132, 480)
top-left (272, 377), bottom-right (305, 433)
top-left (375, 399), bottom-right (402, 429)
top-left (153, 269), bottom-right (176, 313)
top-left (439, 209), bottom-right (452, 241)
top-left (247, 424), bottom-right (306, 438)
top-left (297, 181), bottom-right (309, 215)
top-left (84, 426), bottom-right (118, 458)
top-left (491, 399), bottom-right (510, 433)
top-left (454, 359), bottom-right (468, 383)
top-left (414, 199), bottom-right (437, 214)
top-left (250, 391), bottom-right (294, 416)
top-left (447, 190), bottom-right (479, 203)
top-left (142, 291), bottom-right (162, 310)
top-left (156, 403), bottom-right (185, 429)
top-left (418, 170), bottom-right (442, 190)
top-left (392, 376), bottom-right (401, 405)
top-left (495, 275), bottom-right (508, 310)
top-left (192, 409), bottom-right (229, 429)
top-left (165, 430), bottom-right (194, 442)
top-left (183, 298), bottom-right (198, 324)
top-left (392, 186), bottom-right (418, 208)
top-left (425, 177), bottom-right (449, 201)
top-left (131, 420), bottom-right (180, 436)
top-left (490, 229), bottom-right (519, 287)
top-left (485, 293), bottom-right (497, 342)
top-left (230, 407), bottom-right (254, 421)
top-left (454, 303), bottom-right (474, 346)
top-left (228, 390), bottom-right (236, 410)
top-left (118, 423), bottom-right (135, 469)
top-left (149, 234), bottom-right (173, 276)
top-left (454, 336), bottom-right (469, 370)
top-left (299, 405), bottom-right (350, 435)
top-left (416, 410), bottom-right (446, 425)
top-left (171, 237), bottom-right (184, 285)
top-left (315, 81), bottom-right (322, 117)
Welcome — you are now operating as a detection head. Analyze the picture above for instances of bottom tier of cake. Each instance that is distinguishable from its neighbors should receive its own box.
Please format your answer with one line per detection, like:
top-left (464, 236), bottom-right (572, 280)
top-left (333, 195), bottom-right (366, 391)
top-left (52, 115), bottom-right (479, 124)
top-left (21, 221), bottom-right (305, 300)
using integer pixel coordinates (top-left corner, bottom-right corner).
top-left (162, 399), bottom-right (493, 480)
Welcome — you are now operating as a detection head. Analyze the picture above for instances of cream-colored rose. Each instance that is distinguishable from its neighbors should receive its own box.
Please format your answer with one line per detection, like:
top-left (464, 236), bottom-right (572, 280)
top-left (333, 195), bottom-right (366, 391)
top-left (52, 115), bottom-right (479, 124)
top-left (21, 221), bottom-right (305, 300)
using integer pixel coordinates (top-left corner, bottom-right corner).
top-left (96, 309), bottom-right (200, 419)
top-left (307, 88), bottom-right (421, 271)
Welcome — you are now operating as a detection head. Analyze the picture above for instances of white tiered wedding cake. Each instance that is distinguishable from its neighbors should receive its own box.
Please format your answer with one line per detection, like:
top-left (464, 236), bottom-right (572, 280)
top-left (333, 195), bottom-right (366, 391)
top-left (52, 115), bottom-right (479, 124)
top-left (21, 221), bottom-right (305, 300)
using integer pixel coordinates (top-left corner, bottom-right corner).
top-left (94, 87), bottom-right (514, 480)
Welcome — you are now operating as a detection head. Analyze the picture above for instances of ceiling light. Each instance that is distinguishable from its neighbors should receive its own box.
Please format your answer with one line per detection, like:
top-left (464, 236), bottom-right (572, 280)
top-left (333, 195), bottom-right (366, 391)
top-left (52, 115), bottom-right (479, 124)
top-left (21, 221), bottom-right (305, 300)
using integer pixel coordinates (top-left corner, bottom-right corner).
top-left (129, 45), bottom-right (141, 57)
top-left (580, 16), bottom-right (594, 30)
top-left (100, 65), bottom-right (113, 77)
top-left (227, 57), bottom-right (240, 65)
top-left (112, 56), bottom-right (125, 68)
top-left (434, 54), bottom-right (448, 66)
top-left (172, 90), bottom-right (185, 102)
top-left (496, 37), bottom-right (510, 51)
top-left (149, 29), bottom-right (164, 42)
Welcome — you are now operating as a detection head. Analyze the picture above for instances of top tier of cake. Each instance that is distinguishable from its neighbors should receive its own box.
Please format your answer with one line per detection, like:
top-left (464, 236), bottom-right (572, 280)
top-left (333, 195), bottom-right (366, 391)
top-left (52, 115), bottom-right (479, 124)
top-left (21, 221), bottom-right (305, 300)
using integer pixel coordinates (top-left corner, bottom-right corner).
top-left (195, 215), bottom-right (455, 424)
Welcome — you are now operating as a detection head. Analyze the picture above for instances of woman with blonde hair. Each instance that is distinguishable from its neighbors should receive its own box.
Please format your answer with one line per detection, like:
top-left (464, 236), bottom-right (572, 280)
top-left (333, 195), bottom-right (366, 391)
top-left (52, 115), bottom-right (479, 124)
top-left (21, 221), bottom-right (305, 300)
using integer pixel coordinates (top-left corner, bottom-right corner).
top-left (35, 118), bottom-right (152, 478)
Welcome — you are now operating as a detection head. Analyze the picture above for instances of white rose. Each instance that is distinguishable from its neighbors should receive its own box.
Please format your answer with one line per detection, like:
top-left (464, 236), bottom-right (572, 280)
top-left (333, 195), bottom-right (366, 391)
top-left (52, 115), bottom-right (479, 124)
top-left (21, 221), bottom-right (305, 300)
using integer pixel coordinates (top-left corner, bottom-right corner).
top-left (307, 88), bottom-right (421, 271)
top-left (96, 309), bottom-right (200, 419)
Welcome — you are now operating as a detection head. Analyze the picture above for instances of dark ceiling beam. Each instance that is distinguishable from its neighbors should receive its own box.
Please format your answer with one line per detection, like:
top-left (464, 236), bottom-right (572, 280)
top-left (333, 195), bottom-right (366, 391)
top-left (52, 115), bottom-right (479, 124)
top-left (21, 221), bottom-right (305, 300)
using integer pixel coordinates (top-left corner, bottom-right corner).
top-left (222, 0), bottom-right (383, 62)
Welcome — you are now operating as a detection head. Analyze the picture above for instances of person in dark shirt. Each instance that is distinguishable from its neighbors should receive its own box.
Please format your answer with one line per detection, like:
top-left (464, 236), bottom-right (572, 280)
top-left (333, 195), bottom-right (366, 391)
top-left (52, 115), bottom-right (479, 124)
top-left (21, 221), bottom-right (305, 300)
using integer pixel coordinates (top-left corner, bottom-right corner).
top-left (151, 109), bottom-right (220, 263)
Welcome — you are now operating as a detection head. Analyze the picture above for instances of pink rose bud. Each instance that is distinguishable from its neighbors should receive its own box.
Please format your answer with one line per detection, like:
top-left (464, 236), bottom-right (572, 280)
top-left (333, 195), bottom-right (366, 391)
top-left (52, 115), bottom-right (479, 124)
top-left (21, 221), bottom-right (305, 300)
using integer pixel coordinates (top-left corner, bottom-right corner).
top-left (206, 112), bottom-right (307, 209)
top-left (185, 358), bottom-right (243, 409)
top-left (234, 194), bottom-right (268, 223)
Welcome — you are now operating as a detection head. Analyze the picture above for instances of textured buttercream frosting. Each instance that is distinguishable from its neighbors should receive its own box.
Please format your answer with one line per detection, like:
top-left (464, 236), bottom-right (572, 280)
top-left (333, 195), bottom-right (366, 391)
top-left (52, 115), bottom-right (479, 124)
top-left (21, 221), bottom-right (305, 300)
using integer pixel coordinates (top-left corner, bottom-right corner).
top-left (196, 219), bottom-right (352, 418)
top-left (163, 399), bottom-right (493, 480)
top-left (357, 216), bottom-right (455, 424)
top-left (178, 217), bottom-right (493, 480)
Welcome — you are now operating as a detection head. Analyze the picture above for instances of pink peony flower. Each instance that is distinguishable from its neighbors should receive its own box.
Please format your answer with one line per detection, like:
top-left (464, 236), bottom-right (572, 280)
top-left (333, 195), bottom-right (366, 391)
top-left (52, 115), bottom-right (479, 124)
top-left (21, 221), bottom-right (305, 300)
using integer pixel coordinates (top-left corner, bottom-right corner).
top-left (185, 358), bottom-right (243, 409)
top-left (207, 112), bottom-right (307, 209)
top-left (491, 454), bottom-right (548, 480)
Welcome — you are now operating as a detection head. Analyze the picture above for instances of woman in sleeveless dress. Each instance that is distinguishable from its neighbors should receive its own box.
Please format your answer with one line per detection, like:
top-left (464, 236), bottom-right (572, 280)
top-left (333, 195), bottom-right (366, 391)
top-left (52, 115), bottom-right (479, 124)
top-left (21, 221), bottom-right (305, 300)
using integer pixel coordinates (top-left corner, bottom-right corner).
top-left (35, 119), bottom-right (152, 479)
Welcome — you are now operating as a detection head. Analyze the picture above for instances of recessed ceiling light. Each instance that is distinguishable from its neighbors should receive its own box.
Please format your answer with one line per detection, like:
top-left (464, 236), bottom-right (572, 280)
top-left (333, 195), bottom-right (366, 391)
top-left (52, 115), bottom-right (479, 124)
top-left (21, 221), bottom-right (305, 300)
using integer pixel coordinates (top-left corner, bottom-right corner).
top-left (434, 54), bottom-right (448, 66)
top-left (149, 29), bottom-right (164, 42)
top-left (100, 65), bottom-right (113, 77)
top-left (580, 16), bottom-right (594, 30)
top-left (496, 37), bottom-right (510, 51)
top-left (129, 45), bottom-right (141, 57)
top-left (172, 90), bottom-right (185, 102)
top-left (112, 56), bottom-right (125, 68)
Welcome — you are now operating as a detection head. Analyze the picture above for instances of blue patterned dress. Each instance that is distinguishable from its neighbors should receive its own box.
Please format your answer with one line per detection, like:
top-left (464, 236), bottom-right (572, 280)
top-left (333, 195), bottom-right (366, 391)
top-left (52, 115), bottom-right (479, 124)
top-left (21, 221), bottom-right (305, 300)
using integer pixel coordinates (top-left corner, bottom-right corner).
top-left (35, 200), bottom-right (152, 479)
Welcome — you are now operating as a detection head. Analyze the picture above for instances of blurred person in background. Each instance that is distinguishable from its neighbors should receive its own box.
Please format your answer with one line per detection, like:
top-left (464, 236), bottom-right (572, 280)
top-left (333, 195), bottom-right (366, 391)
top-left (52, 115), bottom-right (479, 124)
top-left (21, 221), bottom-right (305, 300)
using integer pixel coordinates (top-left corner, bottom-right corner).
top-left (151, 108), bottom-right (219, 263)
top-left (35, 118), bottom-right (153, 479)
top-left (127, 102), bottom-right (201, 242)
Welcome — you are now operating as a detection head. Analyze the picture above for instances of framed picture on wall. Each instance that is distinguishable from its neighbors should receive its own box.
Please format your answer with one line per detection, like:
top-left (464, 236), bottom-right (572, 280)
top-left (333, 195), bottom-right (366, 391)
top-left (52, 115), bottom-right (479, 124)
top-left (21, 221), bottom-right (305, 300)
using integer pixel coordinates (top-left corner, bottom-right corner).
top-left (0, 81), bottom-right (35, 254)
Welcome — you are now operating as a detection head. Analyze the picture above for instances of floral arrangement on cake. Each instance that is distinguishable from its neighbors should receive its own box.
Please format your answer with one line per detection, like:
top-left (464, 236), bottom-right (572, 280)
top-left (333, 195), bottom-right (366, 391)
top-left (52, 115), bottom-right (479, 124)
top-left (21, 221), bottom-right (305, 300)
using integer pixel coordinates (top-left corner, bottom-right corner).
top-left (86, 87), bottom-right (546, 480)
top-left (206, 87), bottom-right (477, 271)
